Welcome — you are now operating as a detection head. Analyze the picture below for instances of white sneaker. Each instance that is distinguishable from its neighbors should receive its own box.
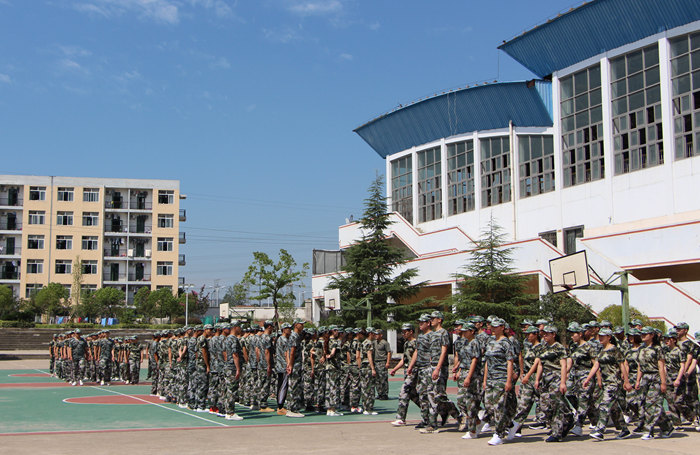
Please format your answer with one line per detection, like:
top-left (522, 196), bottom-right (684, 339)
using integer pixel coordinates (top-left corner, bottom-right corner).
top-left (462, 431), bottom-right (477, 439)
top-left (286, 411), bottom-right (305, 418)
top-left (225, 413), bottom-right (243, 421)
top-left (487, 434), bottom-right (504, 445)
top-left (507, 423), bottom-right (520, 441)
top-left (570, 425), bottom-right (583, 436)
top-left (328, 411), bottom-right (344, 417)
top-left (624, 414), bottom-right (631, 424)
top-left (195, 408), bottom-right (207, 413)
top-left (79, 380), bottom-right (83, 386)
top-left (641, 433), bottom-right (653, 440)
top-left (363, 410), bottom-right (370, 415)
top-left (356, 407), bottom-right (363, 413)
top-left (100, 380), bottom-right (105, 386)
top-left (478, 409), bottom-right (486, 420)
top-left (71, 381), bottom-right (76, 386)
top-left (588, 424), bottom-right (596, 430)
top-left (391, 419), bottom-right (406, 426)
top-left (481, 423), bottom-right (492, 433)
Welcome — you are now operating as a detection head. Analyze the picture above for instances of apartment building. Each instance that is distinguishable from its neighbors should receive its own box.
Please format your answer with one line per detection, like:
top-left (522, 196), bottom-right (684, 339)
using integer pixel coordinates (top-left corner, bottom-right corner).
top-left (0, 175), bottom-right (186, 304)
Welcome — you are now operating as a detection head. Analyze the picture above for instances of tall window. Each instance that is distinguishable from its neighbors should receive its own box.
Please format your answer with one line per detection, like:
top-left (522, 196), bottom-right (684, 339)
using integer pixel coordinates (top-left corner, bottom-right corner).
top-left (447, 140), bottom-right (475, 215)
top-left (671, 32), bottom-right (700, 159)
top-left (25, 284), bottom-right (42, 298)
top-left (611, 44), bottom-right (663, 174)
top-left (519, 135), bottom-right (555, 197)
top-left (390, 155), bottom-right (413, 222)
top-left (157, 261), bottom-right (173, 276)
top-left (417, 147), bottom-right (442, 222)
top-left (480, 136), bottom-right (511, 207)
top-left (564, 226), bottom-right (584, 255)
top-left (157, 237), bottom-right (173, 252)
top-left (81, 260), bottom-right (98, 275)
top-left (83, 188), bottom-right (99, 202)
top-left (27, 235), bottom-right (44, 249)
top-left (82, 212), bottom-right (99, 226)
top-left (29, 186), bottom-right (45, 201)
top-left (57, 187), bottom-right (74, 201)
top-left (57, 211), bottom-right (73, 226)
top-left (157, 214), bottom-right (174, 228)
top-left (82, 236), bottom-right (98, 250)
top-left (26, 260), bottom-right (43, 274)
top-left (560, 64), bottom-right (604, 186)
top-left (158, 190), bottom-right (174, 204)
top-left (28, 210), bottom-right (45, 225)
top-left (55, 260), bottom-right (72, 274)
top-left (56, 235), bottom-right (72, 250)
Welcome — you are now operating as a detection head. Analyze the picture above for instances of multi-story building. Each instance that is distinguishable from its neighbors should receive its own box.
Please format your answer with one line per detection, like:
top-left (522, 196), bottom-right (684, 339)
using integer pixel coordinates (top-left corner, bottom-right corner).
top-left (0, 175), bottom-right (186, 305)
top-left (312, 0), bottom-right (700, 329)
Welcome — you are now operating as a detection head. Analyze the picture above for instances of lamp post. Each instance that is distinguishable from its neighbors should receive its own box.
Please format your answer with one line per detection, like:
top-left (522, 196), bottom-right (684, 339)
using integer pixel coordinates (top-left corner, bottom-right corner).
top-left (183, 284), bottom-right (194, 325)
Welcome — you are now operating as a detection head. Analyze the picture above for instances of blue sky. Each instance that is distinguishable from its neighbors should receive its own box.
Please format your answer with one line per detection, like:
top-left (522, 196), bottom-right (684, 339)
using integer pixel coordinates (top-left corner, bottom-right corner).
top-left (0, 0), bottom-right (577, 298)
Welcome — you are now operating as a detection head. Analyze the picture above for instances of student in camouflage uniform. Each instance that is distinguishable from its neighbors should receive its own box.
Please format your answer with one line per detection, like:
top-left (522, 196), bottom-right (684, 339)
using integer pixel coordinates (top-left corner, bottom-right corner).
top-left (565, 322), bottom-right (596, 434)
top-left (97, 330), bottom-right (115, 386)
top-left (456, 322), bottom-right (484, 439)
top-left (325, 326), bottom-right (343, 416)
top-left (429, 311), bottom-right (460, 427)
top-left (677, 322), bottom-right (700, 428)
top-left (147, 332), bottom-right (158, 380)
top-left (624, 328), bottom-right (643, 425)
top-left (150, 332), bottom-right (161, 395)
top-left (511, 326), bottom-right (543, 435)
top-left (49, 334), bottom-right (57, 376)
top-left (302, 328), bottom-right (316, 411)
top-left (391, 323), bottom-right (419, 426)
top-left (482, 318), bottom-right (515, 445)
top-left (192, 325), bottom-right (211, 412)
top-left (248, 326), bottom-right (262, 410)
top-left (221, 323), bottom-right (243, 420)
top-left (257, 321), bottom-right (275, 412)
top-left (407, 314), bottom-right (437, 432)
top-left (583, 327), bottom-right (631, 440)
top-left (314, 327), bottom-right (327, 410)
top-left (347, 328), bottom-right (362, 412)
top-left (186, 327), bottom-right (199, 408)
top-left (173, 330), bottom-right (189, 405)
top-left (358, 328), bottom-right (378, 416)
top-left (275, 323), bottom-right (291, 415)
top-left (285, 319), bottom-right (306, 417)
top-left (339, 328), bottom-right (353, 408)
top-left (128, 336), bottom-right (143, 385)
top-left (635, 326), bottom-right (674, 439)
top-left (663, 329), bottom-right (686, 427)
top-left (374, 330), bottom-right (392, 400)
top-left (68, 329), bottom-right (87, 386)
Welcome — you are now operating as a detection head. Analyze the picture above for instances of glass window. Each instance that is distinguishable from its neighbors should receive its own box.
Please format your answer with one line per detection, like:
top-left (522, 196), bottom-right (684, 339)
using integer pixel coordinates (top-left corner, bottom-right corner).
top-left (81, 260), bottom-right (98, 275)
top-left (560, 64), bottom-right (605, 186)
top-left (25, 283), bottom-right (42, 298)
top-left (56, 211), bottom-right (73, 226)
top-left (157, 214), bottom-right (174, 228)
top-left (29, 186), bottom-right (45, 201)
top-left (82, 236), bottom-right (98, 250)
top-left (82, 212), bottom-right (99, 226)
top-left (158, 190), bottom-right (174, 204)
top-left (157, 261), bottom-right (173, 276)
top-left (390, 155), bottom-right (413, 222)
top-left (539, 231), bottom-right (558, 247)
top-left (564, 226), bottom-right (584, 255)
top-left (27, 235), bottom-right (44, 249)
top-left (519, 135), bottom-right (555, 198)
top-left (480, 136), bottom-right (511, 207)
top-left (55, 260), bottom-right (72, 274)
top-left (610, 44), bottom-right (663, 174)
top-left (57, 187), bottom-right (74, 202)
top-left (670, 32), bottom-right (700, 159)
top-left (417, 147), bottom-right (442, 222)
top-left (26, 260), bottom-right (43, 274)
top-left (157, 237), bottom-right (174, 252)
top-left (28, 210), bottom-right (45, 225)
top-left (83, 188), bottom-right (99, 202)
top-left (56, 235), bottom-right (72, 250)
top-left (447, 140), bottom-right (475, 215)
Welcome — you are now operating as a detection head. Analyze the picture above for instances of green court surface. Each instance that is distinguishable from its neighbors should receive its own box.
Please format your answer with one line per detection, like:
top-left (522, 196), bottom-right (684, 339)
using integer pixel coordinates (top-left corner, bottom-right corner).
top-left (0, 369), bottom-right (423, 435)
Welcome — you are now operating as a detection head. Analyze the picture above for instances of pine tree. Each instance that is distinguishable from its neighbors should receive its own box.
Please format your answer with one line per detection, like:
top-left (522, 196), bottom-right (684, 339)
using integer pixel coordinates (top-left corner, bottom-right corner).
top-left (328, 175), bottom-right (425, 327)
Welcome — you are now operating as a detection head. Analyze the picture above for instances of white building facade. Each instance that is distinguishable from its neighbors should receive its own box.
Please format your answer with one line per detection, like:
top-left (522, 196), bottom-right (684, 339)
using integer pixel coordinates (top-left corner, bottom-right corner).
top-left (312, 0), bottom-right (700, 330)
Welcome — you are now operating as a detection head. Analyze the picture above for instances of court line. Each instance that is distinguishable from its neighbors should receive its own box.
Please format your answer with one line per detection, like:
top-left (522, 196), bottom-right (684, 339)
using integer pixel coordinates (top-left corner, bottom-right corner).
top-left (90, 386), bottom-right (229, 427)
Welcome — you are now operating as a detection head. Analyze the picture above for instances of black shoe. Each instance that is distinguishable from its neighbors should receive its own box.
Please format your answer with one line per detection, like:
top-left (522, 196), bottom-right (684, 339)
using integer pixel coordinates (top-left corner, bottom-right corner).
top-left (414, 422), bottom-right (427, 429)
top-left (633, 424), bottom-right (644, 434)
top-left (616, 429), bottom-right (632, 440)
top-left (545, 436), bottom-right (561, 443)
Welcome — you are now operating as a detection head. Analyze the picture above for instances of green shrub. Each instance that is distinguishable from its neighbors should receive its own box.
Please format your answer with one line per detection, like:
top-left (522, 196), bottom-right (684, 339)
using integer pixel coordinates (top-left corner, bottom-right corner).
top-left (0, 320), bottom-right (35, 328)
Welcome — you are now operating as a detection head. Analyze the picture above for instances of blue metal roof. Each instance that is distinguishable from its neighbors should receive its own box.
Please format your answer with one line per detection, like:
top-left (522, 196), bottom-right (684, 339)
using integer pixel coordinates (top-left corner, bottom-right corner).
top-left (354, 81), bottom-right (553, 159)
top-left (499, 0), bottom-right (700, 78)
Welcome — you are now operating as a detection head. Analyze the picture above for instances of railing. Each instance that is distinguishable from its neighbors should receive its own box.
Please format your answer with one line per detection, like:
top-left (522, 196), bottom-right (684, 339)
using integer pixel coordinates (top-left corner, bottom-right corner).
top-left (179, 232), bottom-right (186, 243)
top-left (128, 224), bottom-right (152, 234)
top-left (178, 277), bottom-right (185, 286)
top-left (0, 221), bottom-right (22, 231)
top-left (129, 201), bottom-right (152, 210)
top-left (179, 209), bottom-right (186, 221)
top-left (105, 200), bottom-right (125, 209)
top-left (179, 254), bottom-right (186, 266)
top-left (0, 197), bottom-right (23, 206)
top-left (103, 272), bottom-right (126, 282)
top-left (105, 224), bottom-right (127, 233)
top-left (0, 270), bottom-right (20, 280)
top-left (104, 249), bottom-right (128, 257)
top-left (0, 246), bottom-right (21, 255)
top-left (128, 273), bottom-right (151, 282)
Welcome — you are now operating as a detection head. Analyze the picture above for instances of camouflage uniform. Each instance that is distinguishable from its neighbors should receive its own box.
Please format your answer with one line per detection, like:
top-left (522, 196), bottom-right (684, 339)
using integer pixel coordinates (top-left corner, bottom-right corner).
top-left (275, 334), bottom-right (290, 409)
top-left (287, 331), bottom-right (304, 412)
top-left (538, 341), bottom-right (574, 439)
top-left (374, 337), bottom-right (391, 399)
top-left (567, 340), bottom-right (597, 426)
top-left (221, 333), bottom-right (242, 416)
top-left (186, 334), bottom-right (198, 407)
top-left (483, 336), bottom-right (516, 438)
top-left (664, 343), bottom-right (685, 425)
top-left (207, 333), bottom-right (223, 410)
top-left (257, 332), bottom-right (273, 409)
top-left (637, 343), bottom-right (673, 434)
top-left (429, 327), bottom-right (459, 422)
top-left (99, 336), bottom-right (115, 384)
top-left (173, 336), bottom-right (188, 404)
top-left (396, 338), bottom-right (420, 421)
top-left (192, 334), bottom-right (209, 410)
top-left (414, 332), bottom-right (437, 427)
top-left (592, 346), bottom-right (628, 433)
top-left (456, 337), bottom-right (483, 433)
top-left (247, 333), bottom-right (261, 408)
top-left (325, 336), bottom-right (342, 409)
top-left (147, 336), bottom-right (157, 380)
top-left (313, 337), bottom-right (326, 408)
top-left (680, 339), bottom-right (700, 421)
top-left (302, 337), bottom-right (317, 408)
top-left (128, 340), bottom-right (142, 384)
top-left (49, 338), bottom-right (56, 375)
top-left (513, 342), bottom-right (543, 424)
top-left (69, 336), bottom-right (87, 383)
top-left (156, 336), bottom-right (170, 397)
top-left (624, 345), bottom-right (643, 422)
top-left (360, 337), bottom-right (377, 412)
top-left (348, 337), bottom-right (361, 409)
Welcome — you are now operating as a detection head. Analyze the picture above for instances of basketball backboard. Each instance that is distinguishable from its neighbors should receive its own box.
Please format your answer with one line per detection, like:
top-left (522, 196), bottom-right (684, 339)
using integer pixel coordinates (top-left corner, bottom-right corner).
top-left (219, 302), bottom-right (230, 318)
top-left (549, 250), bottom-right (590, 293)
top-left (324, 288), bottom-right (341, 310)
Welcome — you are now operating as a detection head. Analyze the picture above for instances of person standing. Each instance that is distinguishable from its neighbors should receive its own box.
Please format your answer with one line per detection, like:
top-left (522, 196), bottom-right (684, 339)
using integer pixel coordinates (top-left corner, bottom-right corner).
top-left (635, 326), bottom-right (674, 439)
top-left (192, 325), bottom-right (211, 412)
top-left (663, 329), bottom-right (686, 428)
top-left (358, 328), bottom-right (378, 416)
top-left (221, 323), bottom-right (243, 421)
top-left (428, 311), bottom-right (460, 427)
top-left (69, 329), bottom-right (87, 386)
top-left (325, 326), bottom-right (343, 416)
top-left (407, 314), bottom-right (438, 432)
top-left (391, 323), bottom-right (419, 426)
top-left (482, 318), bottom-right (515, 445)
top-left (285, 319), bottom-right (306, 418)
top-left (374, 330), bottom-right (392, 400)
top-left (258, 321), bottom-right (275, 412)
top-left (456, 322), bottom-right (484, 439)
top-left (510, 325), bottom-right (543, 436)
top-left (275, 323), bottom-right (291, 415)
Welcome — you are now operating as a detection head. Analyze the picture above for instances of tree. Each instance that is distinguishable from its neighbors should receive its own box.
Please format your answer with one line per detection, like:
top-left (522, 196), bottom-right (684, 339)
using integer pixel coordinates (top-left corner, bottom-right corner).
top-left (93, 287), bottom-right (126, 319)
top-left (597, 304), bottom-right (666, 332)
top-left (327, 175), bottom-right (425, 327)
top-left (243, 249), bottom-right (308, 329)
top-left (148, 288), bottom-right (181, 323)
top-left (178, 286), bottom-right (210, 318)
top-left (70, 255), bottom-right (83, 311)
top-left (222, 282), bottom-right (248, 306)
top-left (134, 287), bottom-right (156, 322)
top-left (34, 283), bottom-right (70, 318)
top-left (528, 292), bottom-right (595, 335)
top-left (0, 285), bottom-right (18, 319)
top-left (449, 216), bottom-right (536, 326)
top-left (75, 289), bottom-right (101, 321)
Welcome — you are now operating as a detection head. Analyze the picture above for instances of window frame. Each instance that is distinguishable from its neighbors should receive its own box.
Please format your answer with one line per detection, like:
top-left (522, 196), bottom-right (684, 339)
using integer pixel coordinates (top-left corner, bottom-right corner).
top-left (28, 186), bottom-right (46, 201)
top-left (27, 235), bottom-right (44, 250)
top-left (55, 235), bottom-right (73, 250)
top-left (28, 210), bottom-right (45, 225)
top-left (157, 237), bottom-right (174, 252)
top-left (56, 211), bottom-right (73, 226)
top-left (81, 236), bottom-right (98, 251)
top-left (57, 187), bottom-right (74, 202)
top-left (157, 214), bottom-right (174, 228)
top-left (156, 261), bottom-right (173, 276)
top-left (55, 260), bottom-right (72, 274)
top-left (417, 146), bottom-right (442, 223)
top-left (480, 136), bottom-right (512, 207)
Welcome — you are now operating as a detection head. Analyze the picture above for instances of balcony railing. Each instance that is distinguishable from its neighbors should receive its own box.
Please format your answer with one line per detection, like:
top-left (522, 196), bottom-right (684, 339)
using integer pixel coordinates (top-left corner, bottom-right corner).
top-left (128, 224), bottom-right (152, 234)
top-left (178, 277), bottom-right (185, 286)
top-left (129, 201), bottom-right (152, 210)
top-left (104, 248), bottom-right (128, 258)
top-left (179, 254), bottom-right (186, 266)
top-left (105, 224), bottom-right (127, 233)
top-left (0, 221), bottom-right (22, 231)
top-left (0, 246), bottom-right (21, 256)
top-left (128, 273), bottom-right (151, 282)
top-left (0, 197), bottom-right (23, 207)
top-left (105, 200), bottom-right (126, 209)
top-left (179, 232), bottom-right (186, 244)
top-left (179, 209), bottom-right (186, 221)
top-left (103, 272), bottom-right (126, 282)
top-left (0, 269), bottom-right (20, 280)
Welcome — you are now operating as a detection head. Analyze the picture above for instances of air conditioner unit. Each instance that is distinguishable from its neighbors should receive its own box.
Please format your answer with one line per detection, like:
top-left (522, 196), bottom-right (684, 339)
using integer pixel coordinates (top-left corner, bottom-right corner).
top-left (145, 249), bottom-right (151, 257)
top-left (127, 248), bottom-right (134, 257)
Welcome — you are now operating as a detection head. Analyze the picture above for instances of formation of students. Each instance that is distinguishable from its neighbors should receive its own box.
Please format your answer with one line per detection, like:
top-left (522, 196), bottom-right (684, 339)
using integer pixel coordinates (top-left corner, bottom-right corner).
top-left (47, 313), bottom-right (700, 445)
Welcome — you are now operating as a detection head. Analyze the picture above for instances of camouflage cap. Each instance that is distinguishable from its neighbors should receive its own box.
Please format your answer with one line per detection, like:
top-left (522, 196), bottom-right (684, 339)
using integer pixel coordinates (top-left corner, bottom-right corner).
top-left (543, 325), bottom-right (558, 333)
top-left (366, 326), bottom-right (375, 333)
top-left (230, 320), bottom-right (241, 327)
top-left (566, 322), bottom-right (582, 332)
top-left (695, 331), bottom-right (700, 339)
top-left (535, 319), bottom-right (549, 326)
top-left (599, 320), bottom-right (613, 328)
top-left (525, 326), bottom-right (540, 334)
top-left (627, 328), bottom-right (641, 336)
top-left (490, 318), bottom-right (505, 327)
top-left (640, 326), bottom-right (656, 334)
top-left (630, 318), bottom-right (643, 326)
top-left (613, 326), bottom-right (624, 334)
top-left (581, 323), bottom-right (591, 331)
top-left (674, 322), bottom-right (689, 330)
top-left (454, 319), bottom-right (465, 326)
top-left (588, 320), bottom-right (600, 328)
top-left (345, 327), bottom-right (354, 333)
top-left (353, 328), bottom-right (361, 334)
top-left (203, 324), bottom-right (214, 330)
top-left (430, 310), bottom-right (444, 320)
top-left (280, 322), bottom-right (292, 329)
top-left (418, 314), bottom-right (431, 322)
top-left (263, 320), bottom-right (274, 328)
top-left (664, 329), bottom-right (678, 338)
top-left (521, 319), bottom-right (534, 326)
top-left (598, 328), bottom-right (613, 336)
top-left (293, 318), bottom-right (305, 326)
top-left (470, 315), bottom-right (485, 323)
top-left (74, 329), bottom-right (81, 334)
top-left (400, 323), bottom-right (414, 331)
top-left (461, 322), bottom-right (476, 331)
top-left (653, 327), bottom-right (662, 335)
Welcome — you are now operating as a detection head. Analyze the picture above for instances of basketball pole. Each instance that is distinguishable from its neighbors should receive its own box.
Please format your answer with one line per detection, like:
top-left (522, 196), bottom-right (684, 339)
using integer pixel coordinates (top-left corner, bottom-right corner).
top-left (586, 270), bottom-right (630, 334)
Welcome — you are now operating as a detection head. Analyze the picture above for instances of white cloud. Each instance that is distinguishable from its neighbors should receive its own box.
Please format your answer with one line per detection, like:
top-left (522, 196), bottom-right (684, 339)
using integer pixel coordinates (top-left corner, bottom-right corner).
top-left (58, 45), bottom-right (92, 58)
top-left (262, 26), bottom-right (302, 44)
top-left (73, 0), bottom-right (180, 25)
top-left (339, 53), bottom-right (352, 61)
top-left (59, 58), bottom-right (90, 75)
top-left (210, 56), bottom-right (231, 69)
top-left (285, 0), bottom-right (342, 17)
top-left (188, 0), bottom-right (234, 18)
top-left (0, 73), bottom-right (11, 84)
top-left (368, 21), bottom-right (380, 31)
top-left (245, 103), bottom-right (256, 112)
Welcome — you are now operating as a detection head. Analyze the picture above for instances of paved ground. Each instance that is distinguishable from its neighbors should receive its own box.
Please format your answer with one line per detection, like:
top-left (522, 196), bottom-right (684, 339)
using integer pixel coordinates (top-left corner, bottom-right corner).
top-left (2, 358), bottom-right (699, 455)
